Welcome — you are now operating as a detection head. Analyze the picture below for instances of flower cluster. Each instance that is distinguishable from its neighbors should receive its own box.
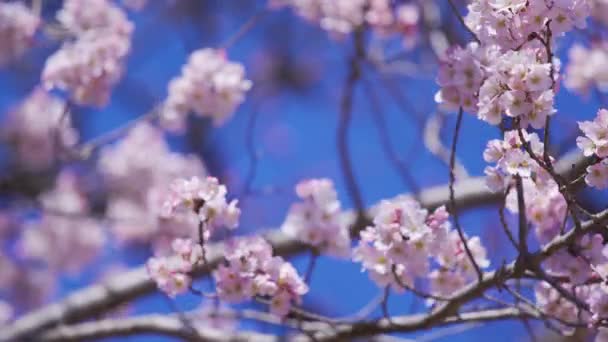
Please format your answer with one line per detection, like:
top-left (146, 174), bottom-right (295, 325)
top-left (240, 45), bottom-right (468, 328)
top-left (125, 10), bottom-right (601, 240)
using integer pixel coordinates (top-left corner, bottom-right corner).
top-left (483, 130), bottom-right (548, 192)
top-left (162, 48), bottom-right (252, 132)
top-left (270, 0), bottom-right (420, 42)
top-left (535, 246), bottom-right (608, 331)
top-left (565, 44), bottom-right (608, 95)
top-left (353, 197), bottom-right (489, 296)
top-left (4, 88), bottom-right (78, 170)
top-left (42, 0), bottom-right (133, 107)
top-left (99, 123), bottom-right (207, 247)
top-left (147, 238), bottom-right (203, 297)
top-left (478, 48), bottom-right (556, 128)
top-left (281, 179), bottom-right (350, 257)
top-left (428, 230), bottom-right (489, 297)
top-left (465, 0), bottom-right (590, 50)
top-left (436, 43), bottom-right (556, 128)
top-left (56, 0), bottom-right (133, 35)
top-left (0, 2), bottom-right (39, 66)
top-left (435, 43), bottom-right (495, 114)
top-left (505, 178), bottom-right (566, 244)
top-left (213, 236), bottom-right (308, 316)
top-left (532, 231), bottom-right (608, 335)
top-left (17, 171), bottom-right (105, 274)
top-left (534, 281), bottom-right (589, 327)
top-left (161, 176), bottom-right (240, 240)
top-left (577, 109), bottom-right (608, 189)
top-left (546, 233), bottom-right (605, 284)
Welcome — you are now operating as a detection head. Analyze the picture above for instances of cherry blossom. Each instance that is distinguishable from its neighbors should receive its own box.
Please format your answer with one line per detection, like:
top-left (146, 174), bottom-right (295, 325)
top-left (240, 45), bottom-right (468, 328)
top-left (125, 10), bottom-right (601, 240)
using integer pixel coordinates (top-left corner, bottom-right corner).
top-left (270, 0), bottom-right (421, 41)
top-left (0, 2), bottom-right (39, 66)
top-left (57, 0), bottom-right (133, 36)
top-left (99, 123), bottom-right (206, 247)
top-left (435, 42), bottom-right (494, 114)
top-left (565, 44), bottom-right (608, 95)
top-left (281, 178), bottom-right (350, 257)
top-left (42, 0), bottom-right (133, 107)
top-left (213, 236), bottom-right (308, 316)
top-left (535, 281), bottom-right (586, 325)
top-left (147, 238), bottom-right (203, 297)
top-left (161, 176), bottom-right (240, 240)
top-left (162, 48), bottom-right (252, 131)
top-left (465, 0), bottom-right (590, 50)
top-left (17, 171), bottom-right (105, 274)
top-left (353, 196), bottom-right (488, 296)
top-left (483, 130), bottom-right (547, 192)
top-left (577, 109), bottom-right (608, 189)
top-left (505, 178), bottom-right (566, 244)
top-left (3, 88), bottom-right (78, 170)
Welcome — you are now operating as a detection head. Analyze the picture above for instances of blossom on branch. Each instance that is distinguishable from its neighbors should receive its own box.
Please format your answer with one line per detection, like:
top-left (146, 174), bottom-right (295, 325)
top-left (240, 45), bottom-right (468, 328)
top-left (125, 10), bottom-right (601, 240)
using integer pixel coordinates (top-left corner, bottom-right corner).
top-left (465, 0), bottom-right (590, 50)
top-left (353, 197), bottom-right (488, 297)
top-left (161, 176), bottom-right (240, 240)
top-left (4, 88), bottom-right (77, 170)
top-left (213, 236), bottom-right (308, 317)
top-left (577, 109), bottom-right (608, 189)
top-left (99, 123), bottom-right (207, 248)
top-left (147, 238), bottom-right (203, 297)
top-left (281, 178), bottom-right (350, 257)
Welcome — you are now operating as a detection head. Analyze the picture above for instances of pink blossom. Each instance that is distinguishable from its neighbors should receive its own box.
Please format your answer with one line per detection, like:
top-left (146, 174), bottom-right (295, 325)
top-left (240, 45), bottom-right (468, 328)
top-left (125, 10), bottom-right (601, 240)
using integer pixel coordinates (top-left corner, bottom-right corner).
top-left (57, 0), bottom-right (133, 35)
top-left (4, 88), bottom-right (78, 170)
top-left (577, 109), bottom-right (608, 158)
top-left (353, 196), bottom-right (488, 296)
top-left (213, 236), bottom-right (308, 316)
top-left (147, 238), bottom-right (203, 297)
top-left (565, 44), bottom-right (608, 95)
top-left (99, 123), bottom-right (206, 247)
top-left (535, 281), bottom-right (586, 325)
top-left (17, 171), bottom-right (105, 274)
top-left (42, 30), bottom-right (131, 107)
top-left (0, 2), bottom-right (39, 66)
top-left (586, 160), bottom-right (608, 189)
top-left (483, 130), bottom-right (547, 192)
top-left (42, 0), bottom-right (132, 107)
top-left (466, 0), bottom-right (589, 50)
top-left (161, 176), bottom-right (240, 239)
top-left (162, 48), bottom-right (252, 131)
top-left (281, 179), bottom-right (350, 257)
top-left (271, 0), bottom-right (420, 44)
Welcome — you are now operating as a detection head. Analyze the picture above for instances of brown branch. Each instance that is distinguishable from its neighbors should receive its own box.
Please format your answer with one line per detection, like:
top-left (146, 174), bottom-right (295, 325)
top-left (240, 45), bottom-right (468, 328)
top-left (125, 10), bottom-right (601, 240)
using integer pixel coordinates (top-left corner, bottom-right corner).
top-left (38, 314), bottom-right (276, 342)
top-left (338, 29), bottom-right (366, 221)
top-left (313, 307), bottom-right (538, 341)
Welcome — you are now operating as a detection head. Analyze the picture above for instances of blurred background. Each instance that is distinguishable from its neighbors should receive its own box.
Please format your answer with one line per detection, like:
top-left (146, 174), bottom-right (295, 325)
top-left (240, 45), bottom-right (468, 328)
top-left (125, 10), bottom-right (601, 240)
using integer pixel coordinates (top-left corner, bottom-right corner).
top-left (0, 0), bottom-right (607, 341)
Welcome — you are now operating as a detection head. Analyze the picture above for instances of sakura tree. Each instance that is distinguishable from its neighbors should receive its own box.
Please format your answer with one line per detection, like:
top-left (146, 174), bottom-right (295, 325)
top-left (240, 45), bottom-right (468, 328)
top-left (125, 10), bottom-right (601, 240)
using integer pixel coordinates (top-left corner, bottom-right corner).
top-left (1, 0), bottom-right (608, 341)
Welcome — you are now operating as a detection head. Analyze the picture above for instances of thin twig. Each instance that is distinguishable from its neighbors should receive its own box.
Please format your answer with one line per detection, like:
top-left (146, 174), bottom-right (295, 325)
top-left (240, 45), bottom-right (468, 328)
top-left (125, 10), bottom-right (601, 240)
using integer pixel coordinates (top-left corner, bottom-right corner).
top-left (449, 108), bottom-right (483, 281)
top-left (446, 0), bottom-right (480, 43)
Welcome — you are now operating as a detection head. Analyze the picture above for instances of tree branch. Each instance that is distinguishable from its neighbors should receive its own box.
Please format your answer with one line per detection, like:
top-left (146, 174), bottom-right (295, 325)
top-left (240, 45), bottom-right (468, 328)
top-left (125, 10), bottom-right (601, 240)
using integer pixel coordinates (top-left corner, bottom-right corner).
top-left (38, 314), bottom-right (276, 342)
